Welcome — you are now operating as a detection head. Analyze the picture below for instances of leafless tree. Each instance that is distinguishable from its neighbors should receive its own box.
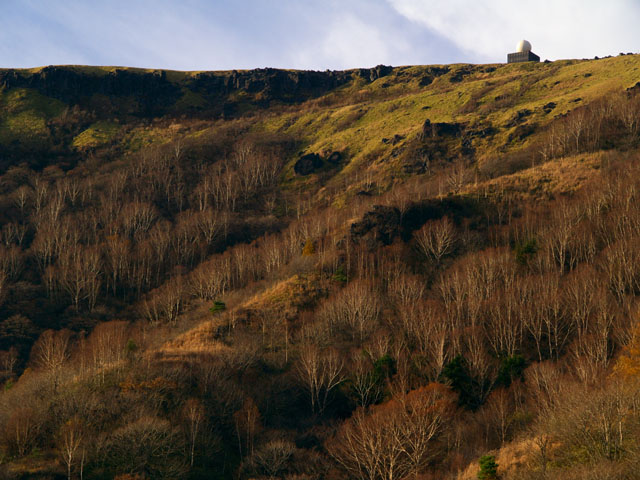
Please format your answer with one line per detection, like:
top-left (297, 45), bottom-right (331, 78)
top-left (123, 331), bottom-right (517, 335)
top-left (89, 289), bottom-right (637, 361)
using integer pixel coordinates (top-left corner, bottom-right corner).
top-left (58, 417), bottom-right (85, 480)
top-left (328, 384), bottom-right (455, 480)
top-left (182, 398), bottom-right (205, 467)
top-left (4, 407), bottom-right (42, 457)
top-left (32, 329), bottom-right (71, 392)
top-left (87, 321), bottom-right (128, 383)
top-left (296, 344), bottom-right (345, 414)
top-left (414, 216), bottom-right (456, 265)
top-left (233, 398), bottom-right (261, 459)
top-left (349, 351), bottom-right (383, 408)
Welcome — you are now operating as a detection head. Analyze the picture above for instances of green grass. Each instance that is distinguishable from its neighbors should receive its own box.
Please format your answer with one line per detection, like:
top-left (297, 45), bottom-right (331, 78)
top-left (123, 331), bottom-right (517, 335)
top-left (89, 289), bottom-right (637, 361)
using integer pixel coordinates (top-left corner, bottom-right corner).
top-left (0, 88), bottom-right (65, 145)
top-left (72, 121), bottom-right (120, 149)
top-left (3, 55), bottom-right (640, 168)
top-left (261, 55), bottom-right (640, 190)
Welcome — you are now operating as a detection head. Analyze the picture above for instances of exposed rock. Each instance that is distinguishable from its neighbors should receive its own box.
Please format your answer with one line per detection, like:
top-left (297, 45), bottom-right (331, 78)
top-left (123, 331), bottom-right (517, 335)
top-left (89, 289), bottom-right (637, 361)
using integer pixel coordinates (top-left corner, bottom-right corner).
top-left (0, 66), bottom-right (180, 116)
top-left (627, 82), bottom-right (640, 93)
top-left (449, 65), bottom-right (474, 83)
top-left (382, 134), bottom-right (405, 145)
top-left (359, 65), bottom-right (393, 82)
top-left (326, 151), bottom-right (343, 164)
top-left (421, 119), bottom-right (463, 139)
top-left (508, 123), bottom-right (537, 142)
top-left (350, 205), bottom-right (401, 248)
top-left (468, 125), bottom-right (497, 139)
top-left (419, 67), bottom-right (450, 87)
top-left (351, 198), bottom-right (482, 248)
top-left (0, 65), bottom-right (397, 119)
top-left (294, 153), bottom-right (323, 176)
top-left (543, 102), bottom-right (557, 113)
top-left (507, 109), bottom-right (532, 127)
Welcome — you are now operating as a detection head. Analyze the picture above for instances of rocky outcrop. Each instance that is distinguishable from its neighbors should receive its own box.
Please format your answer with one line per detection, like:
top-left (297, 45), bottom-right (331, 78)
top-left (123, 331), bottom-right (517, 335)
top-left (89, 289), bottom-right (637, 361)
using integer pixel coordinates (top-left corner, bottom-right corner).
top-left (294, 153), bottom-right (324, 176)
top-left (0, 67), bottom-right (180, 116)
top-left (0, 65), bottom-right (398, 119)
top-left (507, 109), bottom-right (532, 127)
top-left (326, 151), bottom-right (342, 164)
top-left (359, 65), bottom-right (393, 82)
top-left (190, 68), bottom-right (354, 105)
top-left (419, 66), bottom-right (450, 86)
top-left (293, 151), bottom-right (343, 176)
top-left (350, 205), bottom-right (401, 247)
top-left (420, 119), bottom-right (464, 140)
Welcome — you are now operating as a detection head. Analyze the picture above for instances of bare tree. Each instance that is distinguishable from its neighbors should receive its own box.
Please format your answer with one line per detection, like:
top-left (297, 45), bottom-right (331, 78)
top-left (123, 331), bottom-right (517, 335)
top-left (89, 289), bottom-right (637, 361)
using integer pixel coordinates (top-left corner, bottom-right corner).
top-left (296, 344), bottom-right (345, 414)
top-left (414, 216), bottom-right (456, 265)
top-left (4, 407), bottom-right (42, 457)
top-left (87, 321), bottom-right (128, 383)
top-left (182, 398), bottom-right (205, 467)
top-left (233, 398), bottom-right (261, 459)
top-left (320, 280), bottom-right (381, 344)
top-left (349, 351), bottom-right (383, 408)
top-left (328, 383), bottom-right (455, 480)
top-left (58, 417), bottom-right (84, 480)
top-left (32, 329), bottom-right (71, 392)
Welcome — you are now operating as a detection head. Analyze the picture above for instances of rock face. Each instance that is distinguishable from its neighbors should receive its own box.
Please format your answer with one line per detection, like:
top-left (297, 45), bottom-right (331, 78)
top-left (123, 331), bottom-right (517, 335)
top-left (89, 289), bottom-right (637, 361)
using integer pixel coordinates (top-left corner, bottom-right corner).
top-left (294, 153), bottom-right (324, 176)
top-left (0, 67), bottom-right (180, 116)
top-left (190, 68), bottom-right (354, 105)
top-left (0, 65), bottom-right (398, 119)
top-left (420, 119), bottom-right (463, 140)
top-left (350, 205), bottom-right (401, 248)
top-left (359, 65), bottom-right (393, 82)
top-left (326, 151), bottom-right (342, 164)
top-left (351, 199), bottom-right (482, 248)
top-left (294, 151), bottom-right (343, 175)
top-left (419, 66), bottom-right (450, 86)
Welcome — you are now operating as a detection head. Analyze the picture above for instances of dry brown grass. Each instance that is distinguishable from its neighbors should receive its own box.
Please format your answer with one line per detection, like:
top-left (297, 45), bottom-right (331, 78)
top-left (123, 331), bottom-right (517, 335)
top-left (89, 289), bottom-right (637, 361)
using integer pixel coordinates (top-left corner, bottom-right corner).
top-left (156, 273), bottom-right (325, 360)
top-left (157, 319), bottom-right (231, 360)
top-left (467, 151), bottom-right (606, 201)
top-left (456, 438), bottom-right (540, 480)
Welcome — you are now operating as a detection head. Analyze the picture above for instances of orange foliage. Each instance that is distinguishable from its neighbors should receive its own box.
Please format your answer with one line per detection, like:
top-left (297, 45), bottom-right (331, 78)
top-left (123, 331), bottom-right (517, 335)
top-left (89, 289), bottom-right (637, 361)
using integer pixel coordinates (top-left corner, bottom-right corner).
top-left (613, 322), bottom-right (640, 378)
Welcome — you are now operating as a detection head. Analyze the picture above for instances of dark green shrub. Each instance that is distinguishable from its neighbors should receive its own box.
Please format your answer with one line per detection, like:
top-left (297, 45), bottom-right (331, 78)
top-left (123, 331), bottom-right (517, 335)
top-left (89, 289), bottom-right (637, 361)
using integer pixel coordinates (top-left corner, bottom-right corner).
top-left (332, 265), bottom-right (348, 284)
top-left (477, 454), bottom-right (498, 480)
top-left (497, 355), bottom-right (526, 387)
top-left (210, 301), bottom-right (226, 315)
top-left (515, 238), bottom-right (538, 265)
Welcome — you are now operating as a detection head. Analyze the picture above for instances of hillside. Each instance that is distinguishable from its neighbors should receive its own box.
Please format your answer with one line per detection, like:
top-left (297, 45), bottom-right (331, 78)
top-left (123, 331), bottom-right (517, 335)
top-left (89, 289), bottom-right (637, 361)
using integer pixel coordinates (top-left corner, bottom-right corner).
top-left (0, 54), bottom-right (640, 479)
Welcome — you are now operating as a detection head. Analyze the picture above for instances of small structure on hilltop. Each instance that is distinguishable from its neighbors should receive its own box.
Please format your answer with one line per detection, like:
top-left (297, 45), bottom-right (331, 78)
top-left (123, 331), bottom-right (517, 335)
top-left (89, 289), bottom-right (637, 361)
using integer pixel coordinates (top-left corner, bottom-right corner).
top-left (507, 40), bottom-right (540, 63)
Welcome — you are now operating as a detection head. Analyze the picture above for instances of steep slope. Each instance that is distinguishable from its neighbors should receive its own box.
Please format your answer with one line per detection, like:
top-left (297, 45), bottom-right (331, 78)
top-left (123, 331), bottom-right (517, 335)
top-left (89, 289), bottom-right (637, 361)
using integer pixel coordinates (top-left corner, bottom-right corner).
top-left (0, 55), bottom-right (639, 479)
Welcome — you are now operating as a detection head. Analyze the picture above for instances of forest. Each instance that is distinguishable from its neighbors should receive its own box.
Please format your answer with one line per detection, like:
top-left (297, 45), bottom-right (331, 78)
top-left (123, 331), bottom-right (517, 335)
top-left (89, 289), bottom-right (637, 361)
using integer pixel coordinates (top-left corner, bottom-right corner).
top-left (0, 56), bottom-right (640, 479)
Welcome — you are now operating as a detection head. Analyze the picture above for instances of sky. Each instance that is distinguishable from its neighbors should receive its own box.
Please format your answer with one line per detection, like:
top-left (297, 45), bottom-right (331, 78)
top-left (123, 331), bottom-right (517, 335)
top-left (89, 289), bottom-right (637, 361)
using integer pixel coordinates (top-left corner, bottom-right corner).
top-left (1, 0), bottom-right (639, 71)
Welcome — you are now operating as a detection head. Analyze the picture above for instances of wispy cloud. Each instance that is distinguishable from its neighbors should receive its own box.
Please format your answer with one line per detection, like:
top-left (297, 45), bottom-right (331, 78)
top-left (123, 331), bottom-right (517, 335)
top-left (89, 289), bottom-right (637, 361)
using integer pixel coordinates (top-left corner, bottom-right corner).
top-left (386, 0), bottom-right (640, 61)
top-left (1, 0), bottom-right (636, 70)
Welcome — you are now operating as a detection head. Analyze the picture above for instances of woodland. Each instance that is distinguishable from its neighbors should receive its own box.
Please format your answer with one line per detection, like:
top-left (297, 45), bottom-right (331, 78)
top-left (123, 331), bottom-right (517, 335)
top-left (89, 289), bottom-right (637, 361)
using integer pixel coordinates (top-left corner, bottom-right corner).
top-left (0, 56), bottom-right (639, 479)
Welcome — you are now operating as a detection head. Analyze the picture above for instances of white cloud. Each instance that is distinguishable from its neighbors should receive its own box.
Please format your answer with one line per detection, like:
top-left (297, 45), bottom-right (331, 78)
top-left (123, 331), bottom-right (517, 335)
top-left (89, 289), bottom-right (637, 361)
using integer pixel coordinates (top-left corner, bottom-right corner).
top-left (293, 13), bottom-right (410, 69)
top-left (387, 0), bottom-right (640, 61)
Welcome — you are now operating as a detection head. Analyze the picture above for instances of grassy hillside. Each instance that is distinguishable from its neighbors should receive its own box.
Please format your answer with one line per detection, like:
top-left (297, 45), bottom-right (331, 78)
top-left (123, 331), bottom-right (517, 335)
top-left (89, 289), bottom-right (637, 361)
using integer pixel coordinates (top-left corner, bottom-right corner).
top-left (0, 55), bottom-right (639, 479)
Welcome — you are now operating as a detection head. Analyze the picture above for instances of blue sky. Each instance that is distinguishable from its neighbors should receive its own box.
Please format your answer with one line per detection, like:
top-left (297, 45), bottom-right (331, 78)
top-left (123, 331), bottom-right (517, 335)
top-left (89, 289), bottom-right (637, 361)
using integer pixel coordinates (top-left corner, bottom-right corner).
top-left (1, 0), bottom-right (639, 71)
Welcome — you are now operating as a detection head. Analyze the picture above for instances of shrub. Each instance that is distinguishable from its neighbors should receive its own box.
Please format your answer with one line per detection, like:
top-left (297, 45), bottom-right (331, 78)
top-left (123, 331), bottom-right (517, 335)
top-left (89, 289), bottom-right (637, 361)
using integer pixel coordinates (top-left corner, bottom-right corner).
top-left (302, 239), bottom-right (316, 256)
top-left (477, 455), bottom-right (498, 480)
top-left (514, 238), bottom-right (538, 266)
top-left (209, 301), bottom-right (226, 315)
